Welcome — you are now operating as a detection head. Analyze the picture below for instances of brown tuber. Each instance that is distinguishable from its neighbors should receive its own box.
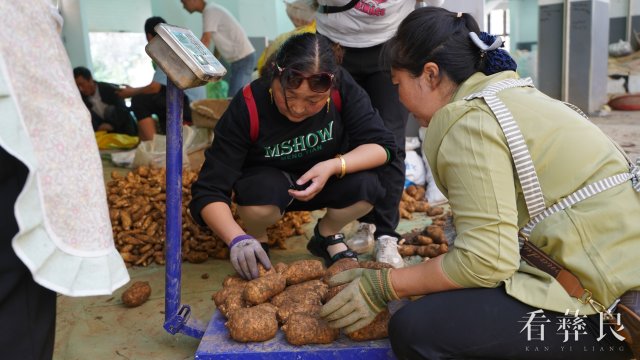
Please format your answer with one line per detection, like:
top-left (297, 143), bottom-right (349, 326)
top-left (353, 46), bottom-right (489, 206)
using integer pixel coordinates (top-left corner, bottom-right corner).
top-left (273, 262), bottom-right (289, 274)
top-left (121, 281), bottom-right (151, 307)
top-left (346, 309), bottom-right (391, 341)
top-left (215, 259), bottom-right (403, 345)
top-left (281, 313), bottom-right (339, 345)
top-left (424, 225), bottom-right (446, 244)
top-left (214, 285), bottom-right (248, 318)
top-left (358, 260), bottom-right (393, 270)
top-left (276, 302), bottom-right (322, 324)
top-left (325, 283), bottom-right (348, 302)
top-left (225, 303), bottom-right (278, 342)
top-left (426, 206), bottom-right (445, 217)
top-left (415, 235), bottom-right (434, 245)
top-left (282, 259), bottom-right (326, 285)
top-left (243, 273), bottom-right (286, 305)
top-left (270, 280), bottom-right (326, 307)
top-left (323, 258), bottom-right (359, 284)
top-left (222, 275), bottom-right (247, 288)
top-left (398, 244), bottom-right (418, 257)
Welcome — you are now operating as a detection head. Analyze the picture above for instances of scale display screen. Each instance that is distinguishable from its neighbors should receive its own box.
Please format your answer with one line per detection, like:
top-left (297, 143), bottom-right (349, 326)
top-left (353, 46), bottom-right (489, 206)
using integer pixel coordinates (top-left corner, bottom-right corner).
top-left (147, 23), bottom-right (226, 88)
top-left (172, 30), bottom-right (211, 67)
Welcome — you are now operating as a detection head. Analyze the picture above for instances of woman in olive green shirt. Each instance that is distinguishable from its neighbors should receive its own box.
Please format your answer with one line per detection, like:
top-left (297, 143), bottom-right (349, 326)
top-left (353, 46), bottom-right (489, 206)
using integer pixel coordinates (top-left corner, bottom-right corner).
top-left (319, 7), bottom-right (639, 360)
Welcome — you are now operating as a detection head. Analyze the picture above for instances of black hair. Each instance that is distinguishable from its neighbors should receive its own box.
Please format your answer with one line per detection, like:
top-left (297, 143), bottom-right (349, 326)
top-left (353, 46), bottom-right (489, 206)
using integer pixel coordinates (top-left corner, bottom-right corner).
top-left (384, 7), bottom-right (516, 85)
top-left (73, 66), bottom-right (92, 80)
top-left (263, 33), bottom-right (339, 111)
top-left (144, 16), bottom-right (166, 37)
top-left (266, 33), bottom-right (338, 88)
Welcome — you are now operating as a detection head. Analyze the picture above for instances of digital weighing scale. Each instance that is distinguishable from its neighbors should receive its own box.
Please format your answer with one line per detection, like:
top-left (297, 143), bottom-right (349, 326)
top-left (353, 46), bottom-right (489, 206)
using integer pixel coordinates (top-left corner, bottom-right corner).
top-left (146, 22), bottom-right (397, 359)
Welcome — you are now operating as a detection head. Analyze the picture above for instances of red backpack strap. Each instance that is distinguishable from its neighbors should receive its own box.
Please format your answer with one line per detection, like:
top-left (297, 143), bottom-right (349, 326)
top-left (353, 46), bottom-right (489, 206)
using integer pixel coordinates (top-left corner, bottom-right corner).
top-left (331, 88), bottom-right (342, 113)
top-left (242, 84), bottom-right (259, 142)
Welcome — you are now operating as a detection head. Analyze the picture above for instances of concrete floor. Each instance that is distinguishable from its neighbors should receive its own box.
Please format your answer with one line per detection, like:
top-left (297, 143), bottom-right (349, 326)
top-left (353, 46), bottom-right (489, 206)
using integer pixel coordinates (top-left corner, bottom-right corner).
top-left (53, 110), bottom-right (640, 360)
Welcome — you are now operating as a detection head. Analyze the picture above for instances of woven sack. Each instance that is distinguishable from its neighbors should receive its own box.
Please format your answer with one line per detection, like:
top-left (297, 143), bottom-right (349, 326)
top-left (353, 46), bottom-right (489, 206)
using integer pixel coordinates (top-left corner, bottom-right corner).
top-left (190, 99), bottom-right (230, 128)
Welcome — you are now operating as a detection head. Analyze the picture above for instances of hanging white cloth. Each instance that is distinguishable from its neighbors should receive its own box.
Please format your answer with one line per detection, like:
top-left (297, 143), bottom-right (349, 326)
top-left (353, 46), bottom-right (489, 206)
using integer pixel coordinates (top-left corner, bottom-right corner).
top-left (0, 0), bottom-right (129, 296)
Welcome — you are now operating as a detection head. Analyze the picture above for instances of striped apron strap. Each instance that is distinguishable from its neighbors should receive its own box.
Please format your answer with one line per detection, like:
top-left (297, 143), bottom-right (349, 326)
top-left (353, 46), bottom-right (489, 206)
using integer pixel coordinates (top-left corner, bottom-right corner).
top-left (464, 78), bottom-right (546, 219)
top-left (562, 101), bottom-right (589, 120)
top-left (633, 160), bottom-right (640, 192)
top-left (520, 171), bottom-right (635, 238)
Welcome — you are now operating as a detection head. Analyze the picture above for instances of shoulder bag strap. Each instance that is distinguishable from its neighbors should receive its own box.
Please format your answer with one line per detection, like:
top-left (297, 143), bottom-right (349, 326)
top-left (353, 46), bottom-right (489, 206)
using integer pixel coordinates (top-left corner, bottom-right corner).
top-left (317, 0), bottom-right (360, 14)
top-left (331, 88), bottom-right (341, 113)
top-left (242, 84), bottom-right (259, 143)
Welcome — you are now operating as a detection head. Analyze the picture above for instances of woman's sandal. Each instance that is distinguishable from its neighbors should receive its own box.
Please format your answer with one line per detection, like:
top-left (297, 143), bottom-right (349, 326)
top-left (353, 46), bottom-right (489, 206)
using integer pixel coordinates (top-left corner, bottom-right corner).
top-left (306, 223), bottom-right (358, 267)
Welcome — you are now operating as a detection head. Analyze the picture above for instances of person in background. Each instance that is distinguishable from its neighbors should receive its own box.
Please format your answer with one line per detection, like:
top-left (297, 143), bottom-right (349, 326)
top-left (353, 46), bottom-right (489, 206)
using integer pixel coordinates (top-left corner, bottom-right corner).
top-left (320, 7), bottom-right (639, 359)
top-left (190, 33), bottom-right (397, 280)
top-left (116, 16), bottom-right (205, 141)
top-left (0, 2), bottom-right (129, 358)
top-left (256, 0), bottom-right (318, 74)
top-left (180, 0), bottom-right (256, 97)
top-left (73, 66), bottom-right (137, 136)
top-left (314, 0), bottom-right (424, 268)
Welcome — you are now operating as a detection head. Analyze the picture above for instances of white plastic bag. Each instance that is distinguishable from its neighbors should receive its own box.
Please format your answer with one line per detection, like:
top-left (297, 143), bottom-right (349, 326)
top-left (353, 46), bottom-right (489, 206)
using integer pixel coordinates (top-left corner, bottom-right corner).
top-left (609, 39), bottom-right (632, 57)
top-left (187, 126), bottom-right (214, 153)
top-left (131, 126), bottom-right (212, 169)
top-left (405, 136), bottom-right (421, 151)
top-left (405, 150), bottom-right (426, 187)
top-left (110, 149), bottom-right (136, 168)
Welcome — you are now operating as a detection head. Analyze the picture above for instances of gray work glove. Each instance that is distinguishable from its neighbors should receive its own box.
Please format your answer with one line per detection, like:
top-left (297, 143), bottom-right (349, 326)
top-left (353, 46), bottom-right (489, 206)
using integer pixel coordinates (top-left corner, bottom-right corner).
top-left (229, 236), bottom-right (271, 280)
top-left (320, 268), bottom-right (398, 332)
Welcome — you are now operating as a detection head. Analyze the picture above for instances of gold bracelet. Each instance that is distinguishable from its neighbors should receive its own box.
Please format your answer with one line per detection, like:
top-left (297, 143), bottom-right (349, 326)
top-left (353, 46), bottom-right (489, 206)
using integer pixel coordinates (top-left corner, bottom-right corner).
top-left (335, 154), bottom-right (346, 179)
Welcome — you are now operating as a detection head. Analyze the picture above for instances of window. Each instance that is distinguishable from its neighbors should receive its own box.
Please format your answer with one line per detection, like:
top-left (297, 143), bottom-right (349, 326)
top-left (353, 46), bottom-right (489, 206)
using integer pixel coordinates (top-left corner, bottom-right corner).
top-left (486, 8), bottom-right (511, 51)
top-left (88, 32), bottom-right (154, 87)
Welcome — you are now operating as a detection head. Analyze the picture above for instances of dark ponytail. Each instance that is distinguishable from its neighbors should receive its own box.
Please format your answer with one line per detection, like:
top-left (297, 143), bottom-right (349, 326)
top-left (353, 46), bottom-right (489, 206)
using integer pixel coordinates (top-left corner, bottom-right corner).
top-left (472, 32), bottom-right (517, 76)
top-left (384, 7), bottom-right (517, 85)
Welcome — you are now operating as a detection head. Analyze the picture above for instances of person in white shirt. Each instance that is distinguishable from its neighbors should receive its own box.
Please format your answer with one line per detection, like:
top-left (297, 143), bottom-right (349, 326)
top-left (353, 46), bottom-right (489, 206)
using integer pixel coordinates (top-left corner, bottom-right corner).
top-left (181, 0), bottom-right (256, 97)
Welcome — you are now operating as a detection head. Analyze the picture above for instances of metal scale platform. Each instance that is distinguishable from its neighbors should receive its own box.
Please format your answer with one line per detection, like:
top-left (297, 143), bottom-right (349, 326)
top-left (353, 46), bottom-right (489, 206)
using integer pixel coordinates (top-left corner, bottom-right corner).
top-left (147, 22), bottom-right (397, 359)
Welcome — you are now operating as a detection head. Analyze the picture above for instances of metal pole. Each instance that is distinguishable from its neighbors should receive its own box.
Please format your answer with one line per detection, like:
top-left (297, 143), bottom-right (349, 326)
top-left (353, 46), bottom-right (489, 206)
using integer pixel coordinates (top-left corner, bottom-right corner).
top-left (163, 81), bottom-right (205, 338)
top-left (164, 80), bottom-right (184, 326)
top-left (627, 0), bottom-right (633, 43)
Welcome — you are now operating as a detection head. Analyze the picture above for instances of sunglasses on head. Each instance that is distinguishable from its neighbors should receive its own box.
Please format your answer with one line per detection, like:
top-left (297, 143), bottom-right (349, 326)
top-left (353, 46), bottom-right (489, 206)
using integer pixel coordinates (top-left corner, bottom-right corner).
top-left (277, 64), bottom-right (334, 93)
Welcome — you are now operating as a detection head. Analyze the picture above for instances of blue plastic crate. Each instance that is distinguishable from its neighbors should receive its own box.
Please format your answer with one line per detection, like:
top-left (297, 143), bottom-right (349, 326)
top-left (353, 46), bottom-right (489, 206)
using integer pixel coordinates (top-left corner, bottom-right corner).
top-left (195, 311), bottom-right (397, 360)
